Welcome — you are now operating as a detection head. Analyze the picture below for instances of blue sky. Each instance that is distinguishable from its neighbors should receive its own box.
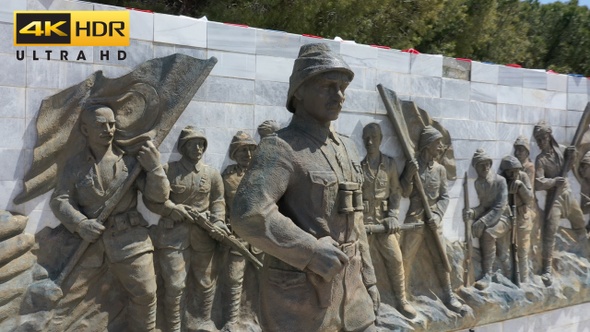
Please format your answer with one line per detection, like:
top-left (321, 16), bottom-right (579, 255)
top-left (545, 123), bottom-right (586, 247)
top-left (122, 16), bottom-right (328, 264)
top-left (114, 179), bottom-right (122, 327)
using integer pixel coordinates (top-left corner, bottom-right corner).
top-left (538, 0), bottom-right (590, 6)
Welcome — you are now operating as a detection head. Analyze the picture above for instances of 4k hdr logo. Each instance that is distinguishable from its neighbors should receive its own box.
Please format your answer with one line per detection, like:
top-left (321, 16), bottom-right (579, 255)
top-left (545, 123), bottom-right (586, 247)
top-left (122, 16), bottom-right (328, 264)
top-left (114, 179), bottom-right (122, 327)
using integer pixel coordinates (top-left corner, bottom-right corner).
top-left (14, 11), bottom-right (129, 46)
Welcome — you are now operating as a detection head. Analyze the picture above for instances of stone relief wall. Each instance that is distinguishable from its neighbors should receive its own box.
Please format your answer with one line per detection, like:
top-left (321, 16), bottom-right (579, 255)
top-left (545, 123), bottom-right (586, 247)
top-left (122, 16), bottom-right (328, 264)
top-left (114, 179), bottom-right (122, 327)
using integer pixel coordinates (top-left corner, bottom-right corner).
top-left (2, 0), bottom-right (590, 331)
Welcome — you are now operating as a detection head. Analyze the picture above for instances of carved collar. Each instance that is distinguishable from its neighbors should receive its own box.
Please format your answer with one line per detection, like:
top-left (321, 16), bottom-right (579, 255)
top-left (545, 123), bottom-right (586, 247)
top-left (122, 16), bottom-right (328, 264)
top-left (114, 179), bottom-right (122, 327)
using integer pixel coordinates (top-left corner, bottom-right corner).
top-left (290, 113), bottom-right (340, 146)
top-left (179, 157), bottom-right (204, 173)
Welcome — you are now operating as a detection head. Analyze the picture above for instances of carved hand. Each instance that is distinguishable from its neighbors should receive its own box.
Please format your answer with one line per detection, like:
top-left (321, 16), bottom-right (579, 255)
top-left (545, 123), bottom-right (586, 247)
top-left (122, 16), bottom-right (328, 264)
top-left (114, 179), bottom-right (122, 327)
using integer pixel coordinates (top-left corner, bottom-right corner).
top-left (554, 176), bottom-right (566, 188)
top-left (170, 204), bottom-right (191, 223)
top-left (509, 180), bottom-right (523, 194)
top-left (78, 219), bottom-right (106, 243)
top-left (427, 214), bottom-right (441, 231)
top-left (366, 284), bottom-right (381, 315)
top-left (463, 208), bottom-right (474, 221)
top-left (405, 159), bottom-right (419, 178)
top-left (210, 220), bottom-right (230, 241)
top-left (383, 216), bottom-right (400, 234)
top-left (137, 140), bottom-right (161, 172)
top-left (472, 219), bottom-right (486, 238)
top-left (307, 236), bottom-right (349, 282)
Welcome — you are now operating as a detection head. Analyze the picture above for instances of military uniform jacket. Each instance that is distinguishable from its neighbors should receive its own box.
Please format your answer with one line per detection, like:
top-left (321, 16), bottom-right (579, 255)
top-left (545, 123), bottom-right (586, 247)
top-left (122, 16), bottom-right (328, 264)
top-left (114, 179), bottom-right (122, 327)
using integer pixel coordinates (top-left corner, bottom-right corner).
top-left (535, 145), bottom-right (573, 209)
top-left (361, 153), bottom-right (400, 223)
top-left (50, 146), bottom-right (169, 264)
top-left (222, 163), bottom-right (245, 225)
top-left (401, 157), bottom-right (449, 222)
top-left (473, 173), bottom-right (510, 230)
top-left (232, 114), bottom-right (377, 332)
top-left (149, 158), bottom-right (225, 250)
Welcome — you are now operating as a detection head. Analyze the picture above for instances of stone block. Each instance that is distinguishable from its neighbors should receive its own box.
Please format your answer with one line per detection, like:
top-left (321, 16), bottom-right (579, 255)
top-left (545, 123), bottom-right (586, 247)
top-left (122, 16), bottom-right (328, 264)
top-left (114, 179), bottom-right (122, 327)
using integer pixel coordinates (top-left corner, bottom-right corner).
top-left (94, 39), bottom-right (153, 68)
top-left (522, 106), bottom-right (546, 125)
top-left (410, 53), bottom-right (443, 77)
top-left (523, 69), bottom-right (547, 90)
top-left (256, 80), bottom-right (289, 107)
top-left (497, 104), bottom-right (522, 123)
top-left (411, 76), bottom-right (441, 98)
top-left (343, 89), bottom-right (377, 114)
top-left (471, 61), bottom-right (498, 84)
top-left (0, 53), bottom-right (26, 87)
top-left (497, 85), bottom-right (523, 105)
top-left (442, 57), bottom-right (471, 80)
top-left (547, 73), bottom-right (568, 92)
top-left (27, 0), bottom-right (92, 10)
top-left (470, 101), bottom-right (496, 121)
top-left (340, 42), bottom-right (378, 68)
top-left (0, 149), bottom-right (29, 181)
top-left (0, 181), bottom-right (25, 215)
top-left (348, 67), bottom-right (376, 90)
top-left (254, 105), bottom-right (292, 130)
top-left (0, 118), bottom-right (25, 149)
top-left (154, 14), bottom-right (207, 48)
top-left (567, 110), bottom-right (583, 128)
top-left (470, 82), bottom-right (497, 103)
top-left (208, 51), bottom-right (255, 80)
top-left (547, 92), bottom-right (567, 110)
top-left (377, 49), bottom-right (411, 74)
top-left (153, 43), bottom-right (176, 59)
top-left (441, 78), bottom-right (470, 101)
top-left (567, 76), bottom-right (588, 94)
top-left (255, 29), bottom-right (301, 59)
top-left (376, 72), bottom-right (412, 96)
top-left (0, 0), bottom-right (26, 23)
top-left (0, 23), bottom-right (17, 55)
top-left (0, 87), bottom-right (26, 118)
top-left (497, 123), bottom-right (524, 142)
top-left (522, 88), bottom-right (547, 108)
top-left (498, 66), bottom-right (524, 87)
top-left (255, 55), bottom-right (294, 82)
top-left (336, 112), bottom-right (384, 138)
top-left (225, 104), bottom-right (255, 130)
top-left (59, 62), bottom-right (95, 89)
top-left (439, 99), bottom-right (469, 120)
top-left (129, 9), bottom-right (154, 42)
top-left (196, 76), bottom-right (255, 104)
top-left (410, 97), bottom-right (442, 118)
top-left (26, 58), bottom-right (61, 89)
top-left (207, 22), bottom-right (256, 54)
top-left (547, 108), bottom-right (567, 127)
top-left (567, 93), bottom-right (588, 111)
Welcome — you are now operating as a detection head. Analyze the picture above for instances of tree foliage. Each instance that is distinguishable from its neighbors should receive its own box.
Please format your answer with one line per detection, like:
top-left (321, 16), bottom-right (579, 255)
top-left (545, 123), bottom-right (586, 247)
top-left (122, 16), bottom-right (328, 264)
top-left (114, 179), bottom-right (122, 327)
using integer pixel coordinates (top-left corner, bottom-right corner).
top-left (95, 0), bottom-right (590, 76)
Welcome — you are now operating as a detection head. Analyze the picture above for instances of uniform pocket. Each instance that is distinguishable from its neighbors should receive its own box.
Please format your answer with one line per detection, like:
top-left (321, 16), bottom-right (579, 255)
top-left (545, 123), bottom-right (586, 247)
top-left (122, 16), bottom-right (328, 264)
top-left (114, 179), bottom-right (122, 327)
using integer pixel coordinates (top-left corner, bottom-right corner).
top-left (309, 171), bottom-right (337, 214)
top-left (170, 184), bottom-right (186, 194)
top-left (267, 268), bottom-right (307, 289)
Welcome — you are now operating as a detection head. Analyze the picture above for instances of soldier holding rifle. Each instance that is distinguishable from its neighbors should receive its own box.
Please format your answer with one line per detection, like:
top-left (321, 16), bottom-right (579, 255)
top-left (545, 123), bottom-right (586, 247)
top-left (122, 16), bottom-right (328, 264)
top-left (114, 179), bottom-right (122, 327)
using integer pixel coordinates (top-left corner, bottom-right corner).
top-left (361, 123), bottom-right (417, 319)
top-left (499, 155), bottom-right (535, 285)
top-left (146, 126), bottom-right (230, 332)
top-left (400, 126), bottom-right (463, 313)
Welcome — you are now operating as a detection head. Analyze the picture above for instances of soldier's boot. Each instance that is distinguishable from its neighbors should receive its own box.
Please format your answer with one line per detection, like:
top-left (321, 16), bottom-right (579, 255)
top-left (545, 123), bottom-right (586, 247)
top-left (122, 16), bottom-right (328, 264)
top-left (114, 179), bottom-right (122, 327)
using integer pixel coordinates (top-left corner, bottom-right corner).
top-left (573, 227), bottom-right (589, 256)
top-left (195, 286), bottom-right (216, 332)
top-left (541, 258), bottom-right (553, 287)
top-left (475, 245), bottom-right (494, 290)
top-left (390, 271), bottom-right (416, 319)
top-left (221, 286), bottom-right (243, 331)
top-left (499, 257), bottom-right (513, 283)
top-left (128, 293), bottom-right (157, 332)
top-left (164, 294), bottom-right (182, 332)
top-left (441, 272), bottom-right (462, 314)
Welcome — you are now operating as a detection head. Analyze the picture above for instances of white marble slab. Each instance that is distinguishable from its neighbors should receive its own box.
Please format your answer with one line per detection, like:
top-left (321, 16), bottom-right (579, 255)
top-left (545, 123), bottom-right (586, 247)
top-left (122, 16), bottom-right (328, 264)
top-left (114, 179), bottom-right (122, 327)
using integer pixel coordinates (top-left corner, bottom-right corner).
top-left (567, 93), bottom-right (588, 111)
top-left (342, 89), bottom-right (377, 114)
top-left (497, 104), bottom-right (522, 123)
top-left (255, 55), bottom-right (294, 83)
top-left (0, 87), bottom-right (25, 118)
top-left (26, 58), bottom-right (61, 89)
top-left (340, 42), bottom-right (378, 68)
top-left (523, 69), bottom-right (547, 89)
top-left (129, 9), bottom-right (154, 42)
top-left (411, 76), bottom-right (441, 98)
top-left (209, 50), bottom-right (256, 80)
top-left (567, 76), bottom-right (588, 94)
top-left (498, 66), bottom-right (524, 87)
top-left (471, 82), bottom-right (497, 103)
top-left (522, 106), bottom-right (546, 125)
top-left (208, 21), bottom-right (256, 54)
top-left (196, 76), bottom-right (255, 104)
top-left (441, 78), bottom-right (470, 101)
top-left (0, 0), bottom-right (26, 23)
top-left (255, 80), bottom-right (289, 107)
top-left (546, 92), bottom-right (567, 110)
top-left (470, 101), bottom-right (497, 121)
top-left (377, 49), bottom-right (411, 74)
top-left (254, 105), bottom-right (293, 130)
top-left (439, 99), bottom-right (469, 120)
top-left (471, 61), bottom-right (499, 84)
top-left (154, 14), bottom-right (207, 48)
top-left (376, 72), bottom-right (412, 96)
top-left (27, 0), bottom-right (92, 11)
top-left (522, 88), bottom-right (547, 108)
top-left (255, 29), bottom-right (301, 59)
top-left (410, 53), bottom-right (443, 77)
top-left (547, 73), bottom-right (568, 92)
top-left (497, 85), bottom-right (523, 105)
top-left (411, 97), bottom-right (442, 118)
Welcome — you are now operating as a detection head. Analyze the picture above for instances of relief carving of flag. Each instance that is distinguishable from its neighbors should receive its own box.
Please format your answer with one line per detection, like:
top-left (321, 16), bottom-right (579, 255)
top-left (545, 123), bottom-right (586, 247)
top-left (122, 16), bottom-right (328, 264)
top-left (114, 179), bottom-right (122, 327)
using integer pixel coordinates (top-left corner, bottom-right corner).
top-left (14, 54), bottom-right (217, 204)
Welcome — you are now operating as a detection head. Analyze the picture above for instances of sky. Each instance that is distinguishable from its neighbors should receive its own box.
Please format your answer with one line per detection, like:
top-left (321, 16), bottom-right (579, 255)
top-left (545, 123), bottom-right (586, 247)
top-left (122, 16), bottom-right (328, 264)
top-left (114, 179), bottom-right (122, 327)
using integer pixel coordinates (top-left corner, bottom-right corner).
top-left (538, 0), bottom-right (590, 6)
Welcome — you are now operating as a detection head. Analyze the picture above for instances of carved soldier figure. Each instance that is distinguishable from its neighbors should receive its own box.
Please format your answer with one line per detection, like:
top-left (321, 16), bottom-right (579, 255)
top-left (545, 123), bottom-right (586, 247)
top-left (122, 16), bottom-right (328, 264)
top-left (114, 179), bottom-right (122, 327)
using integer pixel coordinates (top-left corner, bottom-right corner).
top-left (221, 131), bottom-right (258, 331)
top-left (514, 135), bottom-right (535, 191)
top-left (464, 149), bottom-right (511, 290)
top-left (361, 123), bottom-right (416, 319)
top-left (257, 120), bottom-right (281, 138)
top-left (578, 151), bottom-right (590, 215)
top-left (499, 155), bottom-right (535, 283)
top-left (146, 126), bottom-right (229, 332)
top-left (232, 43), bottom-right (380, 332)
top-left (400, 126), bottom-right (462, 313)
top-left (533, 121), bottom-right (588, 286)
top-left (50, 105), bottom-right (169, 331)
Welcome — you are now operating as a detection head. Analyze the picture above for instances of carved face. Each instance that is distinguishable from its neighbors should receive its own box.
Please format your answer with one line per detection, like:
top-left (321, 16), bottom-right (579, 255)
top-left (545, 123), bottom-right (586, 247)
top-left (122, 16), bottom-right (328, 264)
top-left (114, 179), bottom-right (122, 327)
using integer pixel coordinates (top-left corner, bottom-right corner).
top-left (514, 145), bottom-right (529, 163)
top-left (535, 132), bottom-right (552, 151)
top-left (81, 107), bottom-right (116, 148)
top-left (234, 145), bottom-right (256, 168)
top-left (294, 71), bottom-right (350, 124)
top-left (362, 126), bottom-right (382, 155)
top-left (475, 160), bottom-right (492, 178)
top-left (183, 138), bottom-right (206, 163)
top-left (425, 138), bottom-right (444, 160)
top-left (580, 162), bottom-right (590, 180)
top-left (505, 168), bottom-right (520, 182)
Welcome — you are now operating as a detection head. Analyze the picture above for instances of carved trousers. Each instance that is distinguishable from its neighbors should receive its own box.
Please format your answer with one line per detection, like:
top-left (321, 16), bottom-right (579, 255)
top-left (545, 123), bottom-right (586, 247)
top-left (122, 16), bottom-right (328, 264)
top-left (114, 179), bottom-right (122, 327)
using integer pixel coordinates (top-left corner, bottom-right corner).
top-left (480, 228), bottom-right (511, 276)
top-left (156, 248), bottom-right (189, 332)
top-left (542, 190), bottom-right (587, 273)
top-left (367, 232), bottom-right (407, 303)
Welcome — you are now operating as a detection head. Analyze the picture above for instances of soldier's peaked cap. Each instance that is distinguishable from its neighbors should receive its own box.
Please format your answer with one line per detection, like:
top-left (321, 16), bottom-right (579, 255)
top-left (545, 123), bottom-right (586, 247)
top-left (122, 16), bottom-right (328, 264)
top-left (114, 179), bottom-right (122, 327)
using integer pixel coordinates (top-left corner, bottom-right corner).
top-left (229, 131), bottom-right (256, 160)
top-left (286, 43), bottom-right (354, 113)
top-left (513, 135), bottom-right (530, 152)
top-left (178, 125), bottom-right (207, 152)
